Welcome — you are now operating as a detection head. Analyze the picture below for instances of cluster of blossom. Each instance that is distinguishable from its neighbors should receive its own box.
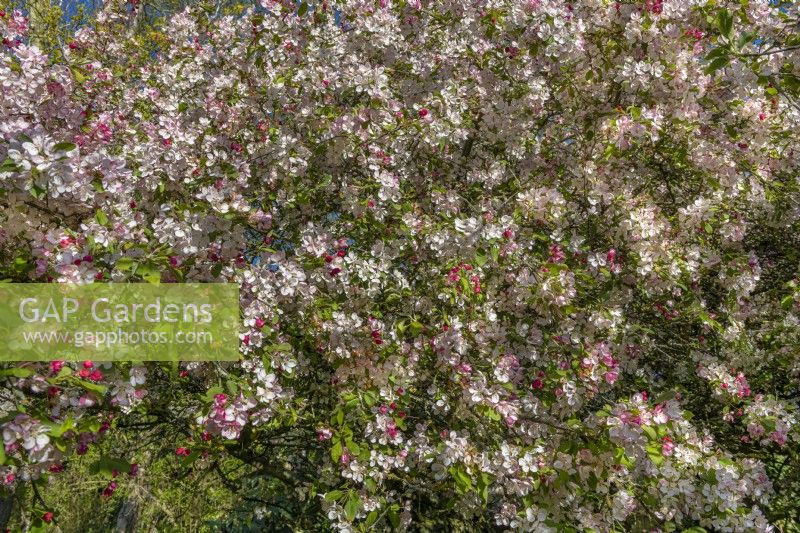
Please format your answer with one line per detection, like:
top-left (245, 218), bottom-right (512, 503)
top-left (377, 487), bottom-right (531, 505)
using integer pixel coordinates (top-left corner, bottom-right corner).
top-left (698, 357), bottom-right (799, 447)
top-left (197, 393), bottom-right (257, 440)
top-left (2, 414), bottom-right (54, 464)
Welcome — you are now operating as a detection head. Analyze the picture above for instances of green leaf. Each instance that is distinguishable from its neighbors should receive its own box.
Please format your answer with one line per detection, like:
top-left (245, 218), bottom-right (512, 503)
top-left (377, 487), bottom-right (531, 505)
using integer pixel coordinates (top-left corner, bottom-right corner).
top-left (704, 47), bottom-right (728, 61)
top-left (0, 367), bottom-right (34, 378)
top-left (363, 390), bottom-right (378, 407)
top-left (29, 183), bottom-right (47, 200)
top-left (90, 456), bottom-right (130, 477)
top-left (344, 491), bottom-right (360, 521)
top-left (783, 74), bottom-right (800, 94)
top-left (642, 424), bottom-right (657, 441)
top-left (330, 440), bottom-right (343, 462)
top-left (211, 262), bottom-right (223, 277)
top-left (477, 404), bottom-right (501, 421)
top-left (717, 9), bottom-right (733, 39)
top-left (388, 506), bottom-right (400, 528)
top-left (139, 262), bottom-right (161, 284)
top-left (95, 210), bottom-right (109, 226)
top-left (268, 343), bottom-right (292, 352)
top-left (345, 439), bottom-right (360, 455)
top-left (345, 395), bottom-right (359, 408)
top-left (460, 276), bottom-right (471, 294)
top-left (71, 66), bottom-right (86, 83)
top-left (28, 519), bottom-right (46, 533)
top-left (705, 56), bottom-right (730, 74)
top-left (0, 158), bottom-right (19, 173)
top-left (614, 447), bottom-right (634, 468)
top-left (449, 464), bottom-right (473, 492)
top-left (647, 443), bottom-right (664, 466)
top-left (737, 32), bottom-right (753, 49)
top-left (115, 257), bottom-right (135, 271)
top-left (53, 142), bottom-right (77, 152)
top-left (297, 1), bottom-right (310, 17)
top-left (204, 386), bottom-right (224, 400)
top-left (48, 417), bottom-right (74, 438)
top-left (76, 379), bottom-right (107, 396)
top-left (324, 490), bottom-right (343, 502)
top-left (477, 472), bottom-right (491, 504)
top-left (652, 391), bottom-right (675, 404)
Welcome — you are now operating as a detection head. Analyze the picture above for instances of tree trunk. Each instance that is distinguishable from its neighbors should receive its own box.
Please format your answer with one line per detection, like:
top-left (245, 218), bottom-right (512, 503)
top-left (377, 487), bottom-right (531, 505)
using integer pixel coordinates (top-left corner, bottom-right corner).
top-left (0, 491), bottom-right (13, 530)
top-left (113, 498), bottom-right (138, 533)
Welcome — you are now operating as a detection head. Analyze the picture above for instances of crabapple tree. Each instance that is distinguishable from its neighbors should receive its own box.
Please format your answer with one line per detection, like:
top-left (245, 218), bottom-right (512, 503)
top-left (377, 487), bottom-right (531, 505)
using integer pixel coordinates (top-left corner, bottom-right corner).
top-left (1, 0), bottom-right (800, 531)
